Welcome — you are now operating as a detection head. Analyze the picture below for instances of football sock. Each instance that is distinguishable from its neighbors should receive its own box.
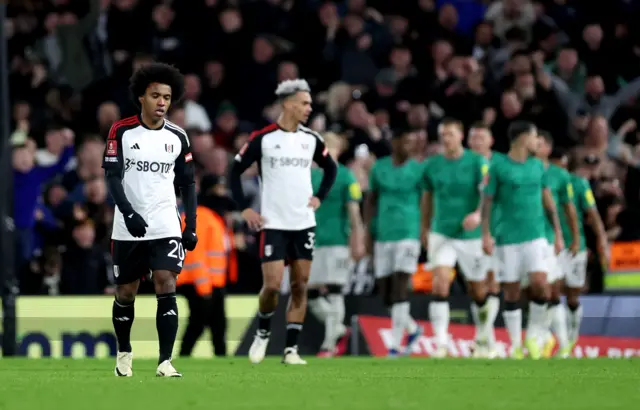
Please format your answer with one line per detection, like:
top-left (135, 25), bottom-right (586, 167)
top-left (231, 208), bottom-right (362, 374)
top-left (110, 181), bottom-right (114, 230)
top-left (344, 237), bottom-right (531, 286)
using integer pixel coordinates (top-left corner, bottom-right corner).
top-left (527, 299), bottom-right (547, 341)
top-left (486, 294), bottom-right (500, 347)
top-left (307, 289), bottom-right (330, 322)
top-left (428, 298), bottom-right (450, 348)
top-left (390, 302), bottom-right (409, 350)
top-left (567, 303), bottom-right (583, 342)
top-left (112, 298), bottom-right (134, 353)
top-left (156, 292), bottom-right (178, 364)
top-left (549, 302), bottom-right (569, 348)
top-left (471, 296), bottom-right (488, 342)
top-left (257, 310), bottom-right (274, 338)
top-left (285, 322), bottom-right (303, 349)
top-left (503, 301), bottom-right (522, 348)
top-left (326, 293), bottom-right (346, 348)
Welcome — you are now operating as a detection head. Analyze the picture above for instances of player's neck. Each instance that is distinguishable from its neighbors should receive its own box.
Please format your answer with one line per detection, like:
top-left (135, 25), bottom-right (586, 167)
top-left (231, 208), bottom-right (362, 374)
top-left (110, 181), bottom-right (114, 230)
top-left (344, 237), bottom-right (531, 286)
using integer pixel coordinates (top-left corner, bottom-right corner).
top-left (443, 146), bottom-right (463, 159)
top-left (508, 146), bottom-right (529, 162)
top-left (277, 114), bottom-right (299, 132)
top-left (139, 112), bottom-right (164, 130)
top-left (391, 154), bottom-right (408, 165)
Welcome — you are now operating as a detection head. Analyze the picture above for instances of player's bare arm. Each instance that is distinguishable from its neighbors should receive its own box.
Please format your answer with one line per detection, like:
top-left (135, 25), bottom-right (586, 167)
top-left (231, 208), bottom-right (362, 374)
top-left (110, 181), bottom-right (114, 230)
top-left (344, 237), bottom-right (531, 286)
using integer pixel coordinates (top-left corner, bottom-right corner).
top-left (563, 201), bottom-right (580, 256)
top-left (542, 188), bottom-right (564, 253)
top-left (586, 206), bottom-right (609, 265)
top-left (347, 201), bottom-right (366, 260)
top-left (311, 142), bottom-right (338, 208)
top-left (363, 191), bottom-right (377, 255)
top-left (480, 195), bottom-right (494, 255)
top-left (420, 191), bottom-right (432, 249)
top-left (230, 136), bottom-right (265, 230)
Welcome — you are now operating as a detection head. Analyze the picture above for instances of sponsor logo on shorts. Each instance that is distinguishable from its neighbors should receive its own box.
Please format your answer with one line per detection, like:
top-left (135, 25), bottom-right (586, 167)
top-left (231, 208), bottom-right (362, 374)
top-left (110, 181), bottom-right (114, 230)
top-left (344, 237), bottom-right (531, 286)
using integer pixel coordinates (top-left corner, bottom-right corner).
top-left (265, 245), bottom-right (273, 257)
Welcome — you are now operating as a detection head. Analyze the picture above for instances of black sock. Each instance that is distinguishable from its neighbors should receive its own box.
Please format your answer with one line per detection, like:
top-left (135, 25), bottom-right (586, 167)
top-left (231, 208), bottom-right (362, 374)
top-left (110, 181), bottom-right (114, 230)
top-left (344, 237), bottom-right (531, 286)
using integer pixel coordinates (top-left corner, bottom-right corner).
top-left (285, 322), bottom-right (303, 349)
top-left (156, 292), bottom-right (178, 364)
top-left (112, 298), bottom-right (135, 352)
top-left (257, 310), bottom-right (274, 338)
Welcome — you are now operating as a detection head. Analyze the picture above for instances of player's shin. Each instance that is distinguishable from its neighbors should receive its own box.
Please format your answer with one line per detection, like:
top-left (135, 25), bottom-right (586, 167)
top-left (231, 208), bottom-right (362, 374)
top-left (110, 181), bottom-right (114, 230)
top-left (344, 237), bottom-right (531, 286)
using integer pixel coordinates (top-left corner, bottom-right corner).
top-left (285, 278), bottom-right (308, 350)
top-left (566, 292), bottom-right (583, 344)
top-left (156, 292), bottom-right (178, 364)
top-left (548, 299), bottom-right (569, 351)
top-left (326, 285), bottom-right (347, 347)
top-left (469, 281), bottom-right (489, 344)
top-left (113, 297), bottom-right (135, 353)
top-left (307, 288), bottom-right (330, 322)
top-left (486, 292), bottom-right (500, 347)
top-left (429, 268), bottom-right (451, 353)
top-left (502, 283), bottom-right (522, 355)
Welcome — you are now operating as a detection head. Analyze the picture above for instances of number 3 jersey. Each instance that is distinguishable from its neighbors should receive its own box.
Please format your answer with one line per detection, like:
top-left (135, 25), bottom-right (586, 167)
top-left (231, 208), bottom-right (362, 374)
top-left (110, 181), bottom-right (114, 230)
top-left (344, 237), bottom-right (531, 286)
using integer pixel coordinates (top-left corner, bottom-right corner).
top-left (102, 115), bottom-right (193, 241)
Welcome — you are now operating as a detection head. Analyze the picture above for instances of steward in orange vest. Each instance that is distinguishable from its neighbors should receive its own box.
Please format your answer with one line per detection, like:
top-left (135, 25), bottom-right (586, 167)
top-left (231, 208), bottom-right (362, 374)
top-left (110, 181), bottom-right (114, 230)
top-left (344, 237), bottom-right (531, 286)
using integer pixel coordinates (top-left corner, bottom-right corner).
top-left (177, 174), bottom-right (237, 357)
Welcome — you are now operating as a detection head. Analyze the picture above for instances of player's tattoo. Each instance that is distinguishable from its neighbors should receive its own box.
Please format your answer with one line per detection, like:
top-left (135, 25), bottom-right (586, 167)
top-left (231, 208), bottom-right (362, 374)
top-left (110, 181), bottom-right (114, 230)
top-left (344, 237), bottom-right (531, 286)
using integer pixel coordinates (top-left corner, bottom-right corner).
top-left (480, 196), bottom-right (493, 237)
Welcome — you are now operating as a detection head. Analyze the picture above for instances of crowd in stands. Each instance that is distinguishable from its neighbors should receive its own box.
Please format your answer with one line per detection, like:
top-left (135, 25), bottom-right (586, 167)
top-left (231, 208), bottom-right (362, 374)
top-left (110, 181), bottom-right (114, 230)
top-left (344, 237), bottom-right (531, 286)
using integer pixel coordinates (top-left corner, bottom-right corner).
top-left (7, 0), bottom-right (640, 295)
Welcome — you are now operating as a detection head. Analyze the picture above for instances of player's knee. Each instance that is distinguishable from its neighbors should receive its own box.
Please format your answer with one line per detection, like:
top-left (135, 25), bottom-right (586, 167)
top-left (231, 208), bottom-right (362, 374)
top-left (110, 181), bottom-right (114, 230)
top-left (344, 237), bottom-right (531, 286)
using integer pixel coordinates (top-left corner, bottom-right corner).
top-left (115, 285), bottom-right (137, 304)
top-left (502, 284), bottom-right (520, 302)
top-left (469, 283), bottom-right (486, 303)
top-left (290, 278), bottom-right (307, 298)
top-left (153, 276), bottom-right (177, 294)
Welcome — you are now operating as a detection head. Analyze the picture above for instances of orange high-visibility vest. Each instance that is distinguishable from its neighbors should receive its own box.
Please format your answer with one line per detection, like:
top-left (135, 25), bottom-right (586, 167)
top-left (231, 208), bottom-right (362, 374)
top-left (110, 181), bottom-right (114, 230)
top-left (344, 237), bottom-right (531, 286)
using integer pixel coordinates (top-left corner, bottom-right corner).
top-left (207, 211), bottom-right (238, 288)
top-left (178, 206), bottom-right (237, 295)
top-left (177, 206), bottom-right (214, 296)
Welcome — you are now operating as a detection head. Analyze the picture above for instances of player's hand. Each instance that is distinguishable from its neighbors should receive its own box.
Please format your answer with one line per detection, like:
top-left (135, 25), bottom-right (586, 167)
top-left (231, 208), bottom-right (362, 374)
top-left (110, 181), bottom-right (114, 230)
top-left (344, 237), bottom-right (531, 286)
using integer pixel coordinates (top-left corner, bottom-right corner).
top-left (462, 211), bottom-right (481, 231)
top-left (124, 211), bottom-right (148, 238)
top-left (241, 208), bottom-right (265, 231)
top-left (554, 235), bottom-right (565, 255)
top-left (182, 227), bottom-right (198, 251)
top-left (365, 232), bottom-right (374, 256)
top-left (308, 196), bottom-right (321, 210)
top-left (482, 233), bottom-right (494, 256)
top-left (569, 240), bottom-right (580, 256)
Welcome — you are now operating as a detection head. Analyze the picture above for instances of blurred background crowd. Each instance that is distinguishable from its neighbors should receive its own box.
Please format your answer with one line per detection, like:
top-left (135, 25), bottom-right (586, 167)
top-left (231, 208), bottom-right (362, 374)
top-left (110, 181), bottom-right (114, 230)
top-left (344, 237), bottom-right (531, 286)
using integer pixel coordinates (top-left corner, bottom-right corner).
top-left (7, 0), bottom-right (640, 297)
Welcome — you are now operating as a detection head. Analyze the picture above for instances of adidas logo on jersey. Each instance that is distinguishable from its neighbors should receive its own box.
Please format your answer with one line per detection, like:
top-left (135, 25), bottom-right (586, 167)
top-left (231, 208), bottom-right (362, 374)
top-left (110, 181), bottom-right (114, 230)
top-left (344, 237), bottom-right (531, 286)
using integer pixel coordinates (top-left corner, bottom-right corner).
top-left (131, 143), bottom-right (140, 150)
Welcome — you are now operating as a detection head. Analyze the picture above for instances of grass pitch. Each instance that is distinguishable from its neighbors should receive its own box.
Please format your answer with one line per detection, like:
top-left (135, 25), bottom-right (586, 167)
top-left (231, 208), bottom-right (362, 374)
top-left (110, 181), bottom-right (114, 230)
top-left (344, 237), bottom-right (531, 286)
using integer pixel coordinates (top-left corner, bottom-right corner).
top-left (0, 358), bottom-right (638, 409)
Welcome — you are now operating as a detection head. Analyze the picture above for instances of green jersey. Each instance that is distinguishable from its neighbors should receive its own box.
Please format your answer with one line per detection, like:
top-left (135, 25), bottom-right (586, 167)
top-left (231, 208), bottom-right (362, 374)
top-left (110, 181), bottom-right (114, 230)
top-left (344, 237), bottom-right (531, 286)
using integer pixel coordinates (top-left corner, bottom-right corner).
top-left (484, 155), bottom-right (548, 245)
top-left (543, 163), bottom-right (573, 244)
top-left (369, 157), bottom-right (424, 242)
top-left (560, 175), bottom-right (596, 251)
top-left (489, 152), bottom-right (505, 236)
top-left (423, 149), bottom-right (488, 239)
top-left (312, 164), bottom-right (362, 247)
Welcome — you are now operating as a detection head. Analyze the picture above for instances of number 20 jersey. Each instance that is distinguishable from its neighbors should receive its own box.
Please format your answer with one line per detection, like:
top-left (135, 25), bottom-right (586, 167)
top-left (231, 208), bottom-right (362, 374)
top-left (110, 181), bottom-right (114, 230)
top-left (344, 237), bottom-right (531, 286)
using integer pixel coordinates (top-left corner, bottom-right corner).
top-left (102, 115), bottom-right (193, 241)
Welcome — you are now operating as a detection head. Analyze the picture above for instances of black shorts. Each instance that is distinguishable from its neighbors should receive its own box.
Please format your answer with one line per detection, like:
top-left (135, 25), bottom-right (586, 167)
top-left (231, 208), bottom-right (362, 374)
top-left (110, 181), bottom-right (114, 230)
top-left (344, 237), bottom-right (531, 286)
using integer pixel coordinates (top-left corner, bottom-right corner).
top-left (259, 227), bottom-right (315, 263)
top-left (111, 237), bottom-right (184, 285)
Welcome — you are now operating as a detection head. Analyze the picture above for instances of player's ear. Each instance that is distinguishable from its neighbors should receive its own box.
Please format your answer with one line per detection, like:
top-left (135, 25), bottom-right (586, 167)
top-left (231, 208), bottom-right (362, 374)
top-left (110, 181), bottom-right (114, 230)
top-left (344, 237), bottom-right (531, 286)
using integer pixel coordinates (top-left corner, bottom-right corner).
top-left (138, 95), bottom-right (144, 106)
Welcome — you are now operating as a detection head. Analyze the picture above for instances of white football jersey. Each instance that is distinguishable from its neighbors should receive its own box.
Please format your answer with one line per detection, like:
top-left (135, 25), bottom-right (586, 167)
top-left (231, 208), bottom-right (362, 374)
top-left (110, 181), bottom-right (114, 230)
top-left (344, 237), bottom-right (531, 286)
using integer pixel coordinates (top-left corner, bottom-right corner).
top-left (233, 123), bottom-right (330, 231)
top-left (102, 115), bottom-right (193, 241)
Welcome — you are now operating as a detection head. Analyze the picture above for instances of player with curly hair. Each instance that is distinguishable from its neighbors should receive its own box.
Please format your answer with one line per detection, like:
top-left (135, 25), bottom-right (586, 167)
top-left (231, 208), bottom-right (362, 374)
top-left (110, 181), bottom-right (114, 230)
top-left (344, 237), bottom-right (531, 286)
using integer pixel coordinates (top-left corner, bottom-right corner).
top-left (103, 62), bottom-right (196, 377)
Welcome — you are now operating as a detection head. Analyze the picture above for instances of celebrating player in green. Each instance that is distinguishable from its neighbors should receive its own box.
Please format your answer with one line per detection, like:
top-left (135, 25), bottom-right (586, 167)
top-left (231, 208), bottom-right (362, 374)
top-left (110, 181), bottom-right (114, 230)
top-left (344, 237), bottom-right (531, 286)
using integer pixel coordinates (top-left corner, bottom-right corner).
top-left (308, 132), bottom-right (365, 358)
top-left (422, 118), bottom-right (489, 358)
top-left (555, 156), bottom-right (608, 350)
top-left (534, 133), bottom-right (580, 359)
top-left (467, 122), bottom-right (504, 358)
top-left (481, 121), bottom-right (564, 359)
top-left (365, 130), bottom-right (424, 357)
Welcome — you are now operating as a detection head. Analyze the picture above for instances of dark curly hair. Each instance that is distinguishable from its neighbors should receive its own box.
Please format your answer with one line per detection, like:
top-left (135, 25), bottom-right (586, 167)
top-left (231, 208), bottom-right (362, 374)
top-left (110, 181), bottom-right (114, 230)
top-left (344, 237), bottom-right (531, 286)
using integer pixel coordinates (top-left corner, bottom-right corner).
top-left (129, 62), bottom-right (185, 107)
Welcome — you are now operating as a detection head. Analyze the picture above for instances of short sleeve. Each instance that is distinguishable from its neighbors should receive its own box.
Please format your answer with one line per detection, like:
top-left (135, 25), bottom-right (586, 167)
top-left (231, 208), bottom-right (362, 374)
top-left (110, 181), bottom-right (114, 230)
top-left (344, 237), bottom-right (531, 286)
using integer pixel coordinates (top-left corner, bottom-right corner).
top-left (478, 156), bottom-right (489, 189)
top-left (346, 170), bottom-right (362, 202)
top-left (423, 160), bottom-right (433, 192)
top-left (583, 180), bottom-right (596, 209)
top-left (102, 124), bottom-right (125, 173)
top-left (312, 134), bottom-right (331, 166)
top-left (234, 131), bottom-right (263, 172)
top-left (173, 128), bottom-right (195, 186)
top-left (484, 160), bottom-right (498, 197)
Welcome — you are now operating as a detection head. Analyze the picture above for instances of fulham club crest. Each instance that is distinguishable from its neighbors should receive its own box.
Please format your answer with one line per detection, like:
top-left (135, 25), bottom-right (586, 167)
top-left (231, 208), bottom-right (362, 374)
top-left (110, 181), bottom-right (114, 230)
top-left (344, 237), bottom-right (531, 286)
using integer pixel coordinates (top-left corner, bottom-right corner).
top-left (165, 144), bottom-right (174, 153)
